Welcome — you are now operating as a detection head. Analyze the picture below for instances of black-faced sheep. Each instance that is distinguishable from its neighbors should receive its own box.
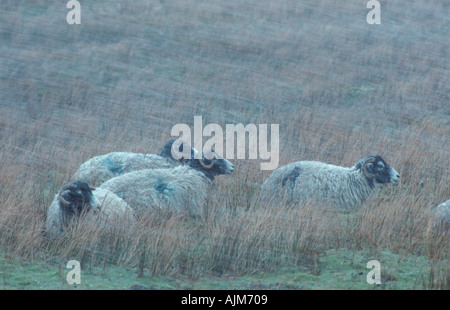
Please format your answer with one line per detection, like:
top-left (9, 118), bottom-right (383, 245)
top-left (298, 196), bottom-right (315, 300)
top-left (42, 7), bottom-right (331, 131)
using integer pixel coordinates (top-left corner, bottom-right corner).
top-left (98, 149), bottom-right (234, 218)
top-left (260, 155), bottom-right (400, 208)
top-left (45, 181), bottom-right (134, 237)
top-left (72, 139), bottom-right (197, 186)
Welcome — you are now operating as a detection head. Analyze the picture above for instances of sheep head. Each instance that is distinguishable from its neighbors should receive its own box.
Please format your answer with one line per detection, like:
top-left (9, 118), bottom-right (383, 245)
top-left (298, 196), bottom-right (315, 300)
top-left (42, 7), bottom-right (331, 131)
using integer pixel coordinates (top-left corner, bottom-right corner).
top-left (58, 181), bottom-right (100, 226)
top-left (188, 149), bottom-right (234, 180)
top-left (359, 156), bottom-right (400, 185)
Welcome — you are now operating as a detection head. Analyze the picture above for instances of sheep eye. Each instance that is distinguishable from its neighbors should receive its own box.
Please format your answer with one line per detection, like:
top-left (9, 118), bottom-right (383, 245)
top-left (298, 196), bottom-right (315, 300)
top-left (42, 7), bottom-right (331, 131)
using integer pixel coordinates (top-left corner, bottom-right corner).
top-left (377, 162), bottom-right (385, 169)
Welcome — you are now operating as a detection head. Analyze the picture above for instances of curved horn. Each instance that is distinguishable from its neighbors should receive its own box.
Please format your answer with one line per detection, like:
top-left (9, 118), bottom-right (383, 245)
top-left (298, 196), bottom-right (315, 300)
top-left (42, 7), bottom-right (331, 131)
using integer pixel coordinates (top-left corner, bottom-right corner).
top-left (199, 150), bottom-right (216, 169)
top-left (199, 158), bottom-right (214, 169)
top-left (66, 183), bottom-right (77, 190)
top-left (58, 190), bottom-right (71, 205)
top-left (60, 183), bottom-right (77, 193)
top-left (362, 157), bottom-right (377, 179)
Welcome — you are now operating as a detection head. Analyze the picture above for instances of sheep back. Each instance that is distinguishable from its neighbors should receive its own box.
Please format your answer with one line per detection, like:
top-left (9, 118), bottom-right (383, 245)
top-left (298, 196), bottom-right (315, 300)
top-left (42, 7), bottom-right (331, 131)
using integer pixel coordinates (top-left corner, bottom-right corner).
top-left (99, 165), bottom-right (210, 218)
top-left (261, 161), bottom-right (373, 208)
top-left (72, 152), bottom-right (177, 186)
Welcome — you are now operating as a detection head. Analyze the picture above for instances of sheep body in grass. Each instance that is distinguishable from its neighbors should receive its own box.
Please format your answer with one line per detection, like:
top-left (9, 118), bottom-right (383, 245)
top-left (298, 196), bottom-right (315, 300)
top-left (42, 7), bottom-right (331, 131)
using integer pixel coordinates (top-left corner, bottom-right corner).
top-left (72, 139), bottom-right (197, 186)
top-left (433, 199), bottom-right (449, 232)
top-left (45, 181), bottom-right (134, 238)
top-left (260, 155), bottom-right (400, 208)
top-left (98, 150), bottom-right (234, 218)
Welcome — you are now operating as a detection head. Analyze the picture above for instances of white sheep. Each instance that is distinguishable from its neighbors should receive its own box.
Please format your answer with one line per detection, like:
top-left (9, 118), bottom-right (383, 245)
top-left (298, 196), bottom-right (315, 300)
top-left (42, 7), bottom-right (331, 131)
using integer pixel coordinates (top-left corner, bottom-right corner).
top-left (45, 181), bottom-right (134, 238)
top-left (72, 139), bottom-right (197, 186)
top-left (98, 149), bottom-right (234, 218)
top-left (433, 199), bottom-right (449, 233)
top-left (260, 155), bottom-right (400, 208)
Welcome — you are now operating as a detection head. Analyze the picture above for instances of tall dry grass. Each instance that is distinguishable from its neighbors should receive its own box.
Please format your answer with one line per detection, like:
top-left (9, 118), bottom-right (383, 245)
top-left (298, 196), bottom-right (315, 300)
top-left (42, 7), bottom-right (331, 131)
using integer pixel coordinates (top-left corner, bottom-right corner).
top-left (0, 0), bottom-right (448, 288)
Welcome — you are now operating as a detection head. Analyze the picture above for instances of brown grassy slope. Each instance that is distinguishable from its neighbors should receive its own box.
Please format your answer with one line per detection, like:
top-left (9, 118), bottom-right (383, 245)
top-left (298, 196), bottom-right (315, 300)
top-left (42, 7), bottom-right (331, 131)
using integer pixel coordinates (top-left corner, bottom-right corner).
top-left (0, 0), bottom-right (448, 284)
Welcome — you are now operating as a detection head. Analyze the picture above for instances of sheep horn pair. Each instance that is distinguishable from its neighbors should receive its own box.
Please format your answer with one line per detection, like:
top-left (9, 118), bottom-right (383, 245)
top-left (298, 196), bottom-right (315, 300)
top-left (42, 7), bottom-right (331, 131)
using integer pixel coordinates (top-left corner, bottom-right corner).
top-left (362, 157), bottom-right (377, 179)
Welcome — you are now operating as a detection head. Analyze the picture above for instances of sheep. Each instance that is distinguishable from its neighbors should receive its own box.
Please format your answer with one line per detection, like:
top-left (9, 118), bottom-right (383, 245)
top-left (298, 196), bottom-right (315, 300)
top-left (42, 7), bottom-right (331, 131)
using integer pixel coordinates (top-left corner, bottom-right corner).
top-left (433, 199), bottom-right (449, 233)
top-left (260, 155), bottom-right (400, 208)
top-left (98, 149), bottom-right (234, 218)
top-left (45, 181), bottom-right (134, 238)
top-left (72, 139), bottom-right (197, 186)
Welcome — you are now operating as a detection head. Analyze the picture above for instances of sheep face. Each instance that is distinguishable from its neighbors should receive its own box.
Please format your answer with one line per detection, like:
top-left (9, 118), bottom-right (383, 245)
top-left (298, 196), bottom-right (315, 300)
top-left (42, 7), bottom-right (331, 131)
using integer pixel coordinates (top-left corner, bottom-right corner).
top-left (356, 156), bottom-right (400, 185)
top-left (58, 181), bottom-right (100, 225)
top-left (188, 150), bottom-right (234, 179)
top-left (159, 139), bottom-right (197, 163)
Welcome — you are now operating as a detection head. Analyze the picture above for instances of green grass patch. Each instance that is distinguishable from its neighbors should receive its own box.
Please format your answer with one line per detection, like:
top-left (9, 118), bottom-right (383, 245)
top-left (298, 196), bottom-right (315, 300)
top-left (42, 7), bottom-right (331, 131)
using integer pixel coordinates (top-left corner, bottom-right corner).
top-left (0, 248), bottom-right (433, 290)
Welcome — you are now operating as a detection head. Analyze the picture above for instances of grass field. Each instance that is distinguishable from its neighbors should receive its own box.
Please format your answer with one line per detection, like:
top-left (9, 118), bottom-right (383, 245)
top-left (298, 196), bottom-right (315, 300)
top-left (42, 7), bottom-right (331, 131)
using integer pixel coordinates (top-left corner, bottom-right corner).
top-left (0, 0), bottom-right (448, 290)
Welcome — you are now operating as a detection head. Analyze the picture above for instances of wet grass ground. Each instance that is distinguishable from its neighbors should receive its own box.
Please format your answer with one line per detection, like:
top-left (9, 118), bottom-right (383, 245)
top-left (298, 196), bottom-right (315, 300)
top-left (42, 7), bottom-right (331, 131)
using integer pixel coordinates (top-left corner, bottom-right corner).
top-left (0, 248), bottom-right (434, 290)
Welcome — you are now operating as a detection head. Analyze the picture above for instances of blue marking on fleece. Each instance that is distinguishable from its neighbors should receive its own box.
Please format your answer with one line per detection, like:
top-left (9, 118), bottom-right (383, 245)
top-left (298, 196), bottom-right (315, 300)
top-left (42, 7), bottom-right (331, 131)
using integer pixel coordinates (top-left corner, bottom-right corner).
top-left (155, 178), bottom-right (174, 196)
top-left (104, 156), bottom-right (125, 175)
